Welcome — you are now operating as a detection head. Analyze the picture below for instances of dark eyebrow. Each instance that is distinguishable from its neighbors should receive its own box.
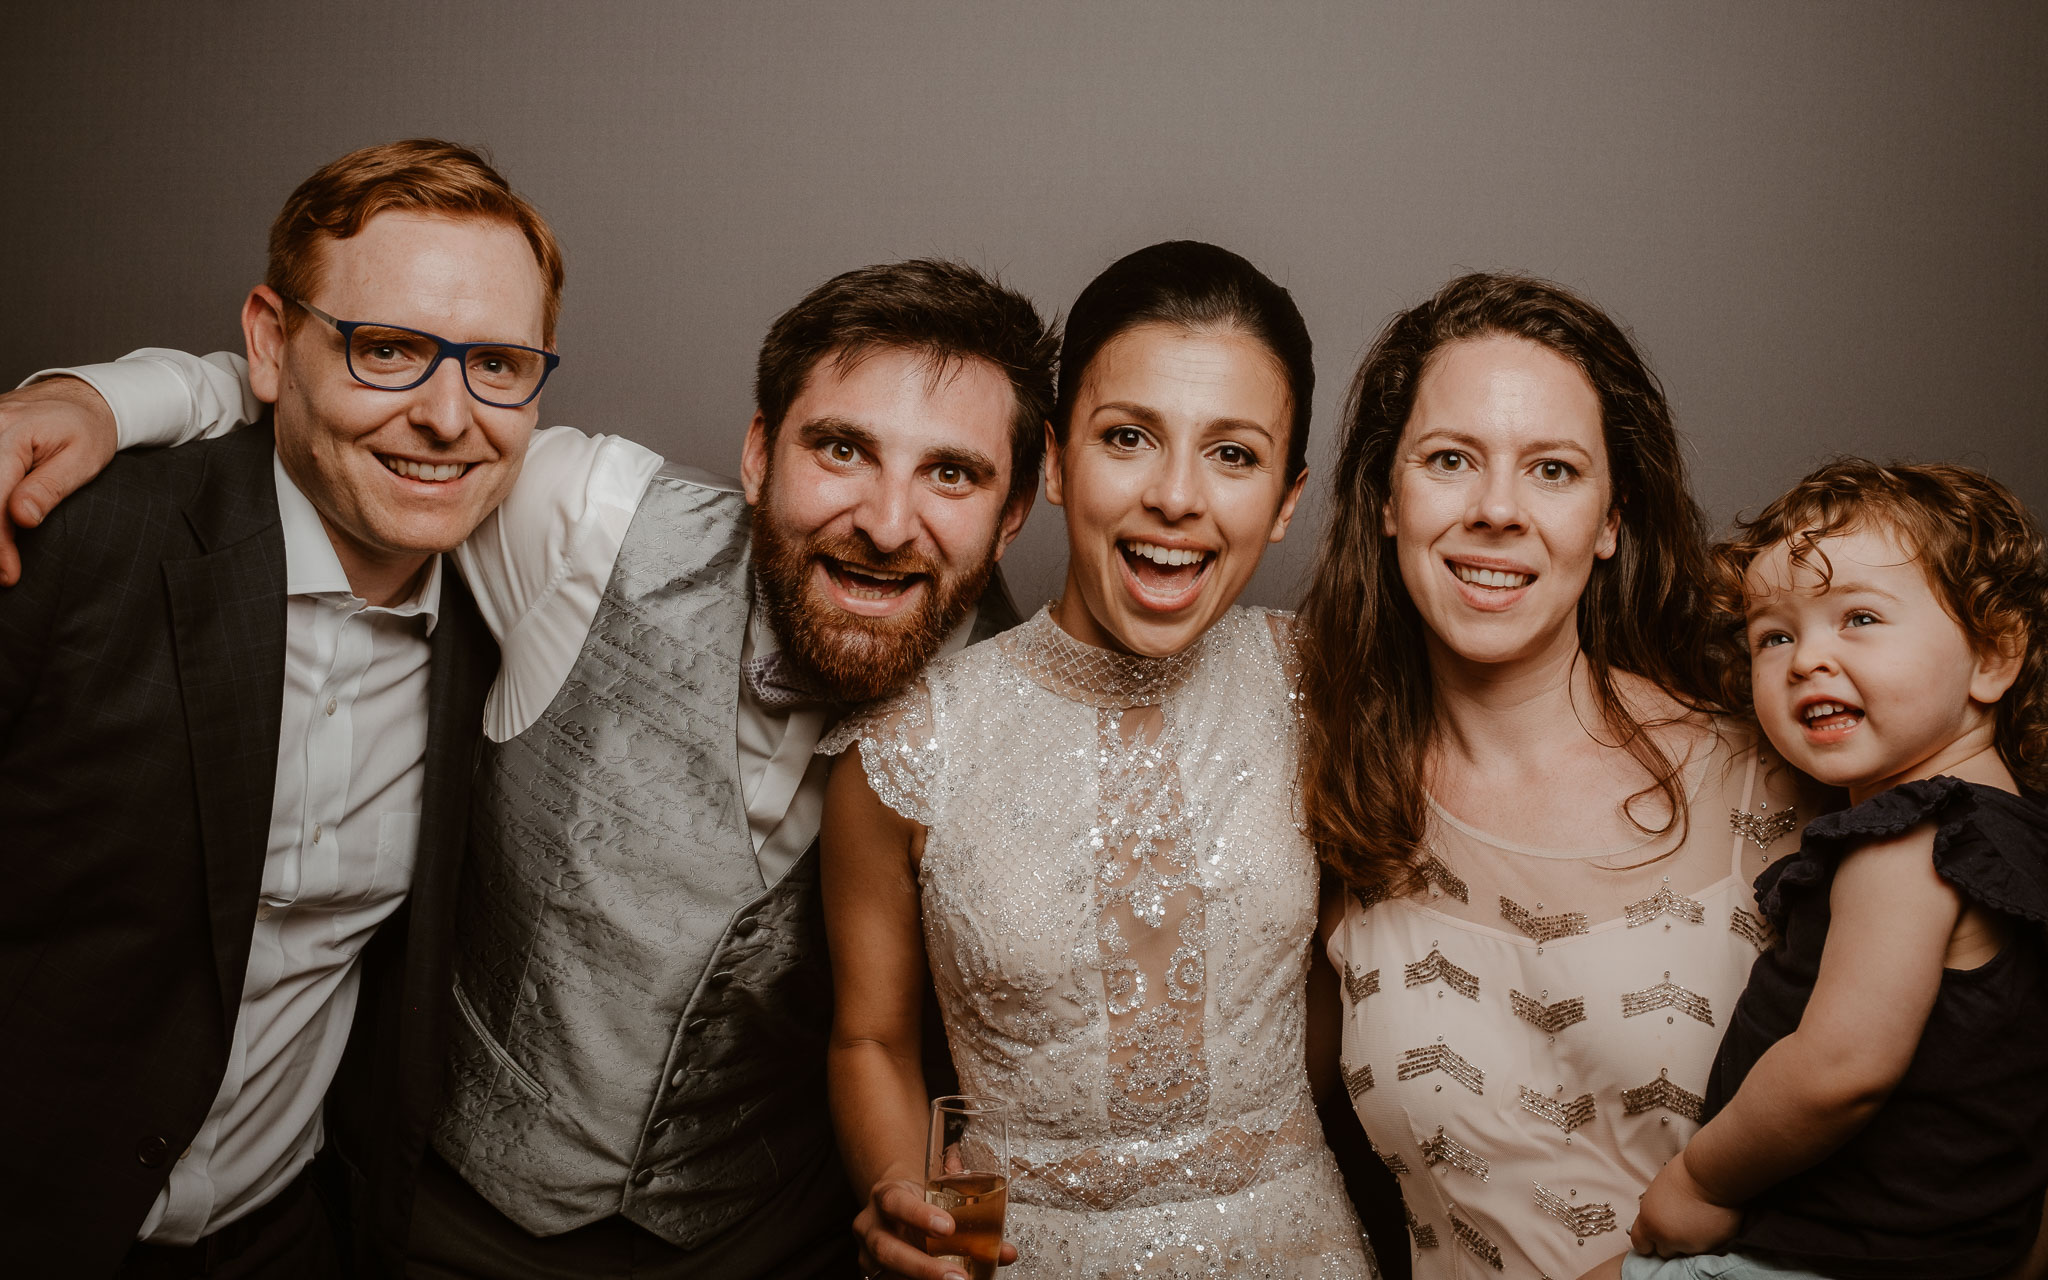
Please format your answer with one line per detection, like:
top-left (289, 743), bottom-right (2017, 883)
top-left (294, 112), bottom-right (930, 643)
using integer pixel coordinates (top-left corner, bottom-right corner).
top-left (794, 416), bottom-right (999, 481)
top-left (1410, 428), bottom-right (1596, 459)
top-left (1091, 401), bottom-right (1280, 444)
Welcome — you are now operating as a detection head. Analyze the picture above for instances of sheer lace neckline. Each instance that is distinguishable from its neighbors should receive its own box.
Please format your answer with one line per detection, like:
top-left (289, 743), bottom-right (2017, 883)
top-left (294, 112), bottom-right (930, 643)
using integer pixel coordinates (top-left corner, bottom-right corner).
top-left (1008, 606), bottom-right (1207, 709)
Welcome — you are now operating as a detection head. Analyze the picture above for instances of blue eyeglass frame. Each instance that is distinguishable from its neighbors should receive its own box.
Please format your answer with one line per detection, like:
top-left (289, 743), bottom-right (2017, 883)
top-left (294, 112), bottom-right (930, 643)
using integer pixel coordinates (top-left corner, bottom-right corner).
top-left (289, 298), bottom-right (561, 408)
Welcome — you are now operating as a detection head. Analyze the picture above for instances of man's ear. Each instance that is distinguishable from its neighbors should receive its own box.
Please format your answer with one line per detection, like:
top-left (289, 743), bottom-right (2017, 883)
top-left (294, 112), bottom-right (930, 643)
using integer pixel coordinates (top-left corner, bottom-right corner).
top-left (242, 286), bottom-right (289, 406)
top-left (991, 480), bottom-right (1036, 564)
top-left (740, 412), bottom-right (770, 506)
top-left (1042, 421), bottom-right (1065, 508)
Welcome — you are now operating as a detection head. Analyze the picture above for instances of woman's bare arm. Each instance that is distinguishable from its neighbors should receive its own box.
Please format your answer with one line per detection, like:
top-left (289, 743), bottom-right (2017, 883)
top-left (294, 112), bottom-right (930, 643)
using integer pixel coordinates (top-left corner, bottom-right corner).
top-left (824, 748), bottom-right (1012, 1279)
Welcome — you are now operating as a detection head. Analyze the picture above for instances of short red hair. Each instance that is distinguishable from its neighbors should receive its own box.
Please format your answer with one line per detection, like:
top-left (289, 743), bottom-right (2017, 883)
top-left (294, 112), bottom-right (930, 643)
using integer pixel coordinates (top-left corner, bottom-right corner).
top-left (265, 138), bottom-right (565, 345)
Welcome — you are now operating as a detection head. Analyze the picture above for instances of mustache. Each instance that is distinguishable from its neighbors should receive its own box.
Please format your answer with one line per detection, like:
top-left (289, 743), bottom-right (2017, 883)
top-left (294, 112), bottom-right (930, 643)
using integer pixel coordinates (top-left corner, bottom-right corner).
top-left (807, 533), bottom-right (937, 579)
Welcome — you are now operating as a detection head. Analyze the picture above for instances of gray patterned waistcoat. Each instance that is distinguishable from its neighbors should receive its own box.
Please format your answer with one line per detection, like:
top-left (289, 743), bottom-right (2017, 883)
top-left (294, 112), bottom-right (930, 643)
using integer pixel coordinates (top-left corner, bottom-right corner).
top-left (432, 466), bottom-right (843, 1261)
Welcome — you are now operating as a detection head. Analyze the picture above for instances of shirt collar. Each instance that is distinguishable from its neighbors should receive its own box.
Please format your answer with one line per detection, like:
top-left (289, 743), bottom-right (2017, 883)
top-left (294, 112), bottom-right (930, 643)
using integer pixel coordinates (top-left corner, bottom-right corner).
top-left (273, 450), bottom-right (443, 633)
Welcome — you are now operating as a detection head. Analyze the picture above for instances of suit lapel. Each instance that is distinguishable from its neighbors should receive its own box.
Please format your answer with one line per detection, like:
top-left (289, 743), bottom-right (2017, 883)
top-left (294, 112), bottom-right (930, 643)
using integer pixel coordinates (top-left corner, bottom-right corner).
top-left (162, 424), bottom-right (288, 1037)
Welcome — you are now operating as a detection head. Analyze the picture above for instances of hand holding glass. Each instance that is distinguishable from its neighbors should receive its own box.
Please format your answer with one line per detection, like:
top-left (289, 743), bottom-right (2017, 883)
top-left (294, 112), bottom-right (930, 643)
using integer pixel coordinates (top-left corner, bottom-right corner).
top-left (924, 1096), bottom-right (1009, 1280)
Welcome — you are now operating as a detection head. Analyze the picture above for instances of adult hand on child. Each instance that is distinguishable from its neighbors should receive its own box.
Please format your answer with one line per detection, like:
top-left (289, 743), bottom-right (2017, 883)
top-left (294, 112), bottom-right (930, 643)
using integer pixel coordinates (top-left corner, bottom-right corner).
top-left (1630, 1151), bottom-right (1741, 1258)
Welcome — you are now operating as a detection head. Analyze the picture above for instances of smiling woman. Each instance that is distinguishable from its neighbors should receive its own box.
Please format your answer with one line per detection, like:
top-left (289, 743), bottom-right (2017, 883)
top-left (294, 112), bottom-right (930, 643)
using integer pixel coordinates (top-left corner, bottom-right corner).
top-left (1298, 274), bottom-right (1816, 1280)
top-left (820, 242), bottom-right (1380, 1279)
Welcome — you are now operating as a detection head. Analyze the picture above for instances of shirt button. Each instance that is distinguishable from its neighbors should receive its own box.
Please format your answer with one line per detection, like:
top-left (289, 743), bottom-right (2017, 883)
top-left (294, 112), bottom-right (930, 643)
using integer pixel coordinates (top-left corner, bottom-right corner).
top-left (136, 1136), bottom-right (170, 1168)
top-left (257, 905), bottom-right (272, 922)
top-left (313, 825), bottom-right (323, 844)
top-left (325, 696), bottom-right (338, 717)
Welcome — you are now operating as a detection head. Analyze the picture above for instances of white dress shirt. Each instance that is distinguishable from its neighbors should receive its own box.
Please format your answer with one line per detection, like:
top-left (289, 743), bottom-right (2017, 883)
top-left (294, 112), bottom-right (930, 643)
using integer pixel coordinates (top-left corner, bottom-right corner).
top-left (33, 350), bottom-right (978, 888)
top-left (136, 454), bottom-right (440, 1242)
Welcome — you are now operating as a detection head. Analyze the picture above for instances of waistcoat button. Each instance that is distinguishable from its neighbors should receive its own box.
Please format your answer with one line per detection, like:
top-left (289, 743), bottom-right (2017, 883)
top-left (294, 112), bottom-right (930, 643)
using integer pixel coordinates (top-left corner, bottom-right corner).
top-left (136, 1136), bottom-right (170, 1168)
top-left (670, 1069), bottom-right (686, 1088)
top-left (687, 1018), bottom-right (709, 1036)
top-left (631, 1168), bottom-right (653, 1187)
top-left (708, 970), bottom-right (735, 989)
top-left (733, 916), bottom-right (760, 937)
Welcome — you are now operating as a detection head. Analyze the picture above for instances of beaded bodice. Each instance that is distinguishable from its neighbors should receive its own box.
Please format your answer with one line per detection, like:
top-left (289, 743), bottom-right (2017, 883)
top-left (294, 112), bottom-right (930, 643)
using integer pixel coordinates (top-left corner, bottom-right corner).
top-left (827, 608), bottom-right (1373, 1276)
top-left (1329, 726), bottom-right (1807, 1279)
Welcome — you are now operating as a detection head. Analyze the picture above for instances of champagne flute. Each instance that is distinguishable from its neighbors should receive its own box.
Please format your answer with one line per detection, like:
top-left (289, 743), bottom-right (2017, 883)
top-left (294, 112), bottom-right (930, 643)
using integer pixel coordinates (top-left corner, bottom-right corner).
top-left (924, 1095), bottom-right (1009, 1280)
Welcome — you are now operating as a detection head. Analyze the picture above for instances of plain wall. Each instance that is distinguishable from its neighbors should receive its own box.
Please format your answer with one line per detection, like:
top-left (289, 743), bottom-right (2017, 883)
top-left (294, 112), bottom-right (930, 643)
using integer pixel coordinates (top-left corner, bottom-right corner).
top-left (5, 1), bottom-right (2042, 611)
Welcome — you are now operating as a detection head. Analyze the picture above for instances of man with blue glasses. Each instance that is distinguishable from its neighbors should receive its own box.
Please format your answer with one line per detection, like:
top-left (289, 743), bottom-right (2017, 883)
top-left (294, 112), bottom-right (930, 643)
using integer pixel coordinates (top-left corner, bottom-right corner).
top-left (0, 139), bottom-right (557, 1278)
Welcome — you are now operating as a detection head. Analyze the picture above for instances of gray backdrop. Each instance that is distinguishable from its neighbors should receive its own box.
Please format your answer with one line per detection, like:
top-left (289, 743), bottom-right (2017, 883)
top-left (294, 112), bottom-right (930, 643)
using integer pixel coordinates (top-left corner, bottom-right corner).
top-left (6, 1), bottom-right (2042, 611)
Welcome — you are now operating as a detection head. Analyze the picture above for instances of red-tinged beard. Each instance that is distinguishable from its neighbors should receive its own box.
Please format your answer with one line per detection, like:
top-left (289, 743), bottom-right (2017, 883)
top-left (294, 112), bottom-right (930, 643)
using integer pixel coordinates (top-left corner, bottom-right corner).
top-left (750, 488), bottom-right (998, 705)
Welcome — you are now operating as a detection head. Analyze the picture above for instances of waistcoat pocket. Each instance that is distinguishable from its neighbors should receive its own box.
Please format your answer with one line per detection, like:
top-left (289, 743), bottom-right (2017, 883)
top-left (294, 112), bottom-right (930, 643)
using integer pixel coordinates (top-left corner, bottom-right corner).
top-left (452, 974), bottom-right (550, 1102)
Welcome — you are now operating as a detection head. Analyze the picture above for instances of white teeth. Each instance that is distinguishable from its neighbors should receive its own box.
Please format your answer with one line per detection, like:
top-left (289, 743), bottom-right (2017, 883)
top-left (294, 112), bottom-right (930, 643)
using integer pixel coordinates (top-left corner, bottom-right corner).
top-left (1125, 542), bottom-right (1208, 567)
top-left (383, 457), bottom-right (466, 482)
top-left (843, 565), bottom-right (908, 581)
top-left (1803, 701), bottom-right (1855, 722)
top-left (1452, 564), bottom-right (1533, 589)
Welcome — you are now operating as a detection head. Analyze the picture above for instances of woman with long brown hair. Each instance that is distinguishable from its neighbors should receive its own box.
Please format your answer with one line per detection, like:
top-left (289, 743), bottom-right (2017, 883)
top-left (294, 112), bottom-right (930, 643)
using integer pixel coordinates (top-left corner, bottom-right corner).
top-left (1298, 274), bottom-right (1812, 1279)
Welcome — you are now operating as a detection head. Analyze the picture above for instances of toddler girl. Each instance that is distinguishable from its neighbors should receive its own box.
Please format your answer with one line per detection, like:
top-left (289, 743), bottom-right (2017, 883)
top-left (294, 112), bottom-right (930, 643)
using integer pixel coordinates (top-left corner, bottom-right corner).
top-left (1609, 460), bottom-right (2048, 1279)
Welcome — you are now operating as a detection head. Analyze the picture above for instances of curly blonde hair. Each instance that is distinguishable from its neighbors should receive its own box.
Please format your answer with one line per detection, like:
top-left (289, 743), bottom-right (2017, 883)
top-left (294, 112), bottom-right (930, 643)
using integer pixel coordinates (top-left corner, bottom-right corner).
top-left (1710, 460), bottom-right (2048, 795)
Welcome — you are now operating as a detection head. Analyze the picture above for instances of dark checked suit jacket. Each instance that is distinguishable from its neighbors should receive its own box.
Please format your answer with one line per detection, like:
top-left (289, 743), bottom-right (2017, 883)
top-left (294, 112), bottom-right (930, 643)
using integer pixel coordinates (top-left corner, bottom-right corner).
top-left (0, 422), bottom-right (496, 1278)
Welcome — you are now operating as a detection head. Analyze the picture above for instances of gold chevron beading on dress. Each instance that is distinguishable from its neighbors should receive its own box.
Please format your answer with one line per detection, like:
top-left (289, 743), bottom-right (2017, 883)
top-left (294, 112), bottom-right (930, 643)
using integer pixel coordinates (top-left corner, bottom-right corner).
top-left (1730, 906), bottom-right (1776, 952)
top-left (1403, 948), bottom-right (1480, 1000)
top-left (1620, 970), bottom-right (1714, 1025)
top-left (1729, 804), bottom-right (1797, 851)
top-left (1624, 885), bottom-right (1707, 928)
top-left (1621, 1067), bottom-right (1705, 1121)
top-left (1369, 1134), bottom-right (1410, 1174)
top-left (1449, 1208), bottom-right (1505, 1270)
top-left (1518, 1085), bottom-right (1597, 1134)
top-left (1343, 963), bottom-right (1380, 1004)
top-left (1406, 1204), bottom-right (1438, 1248)
top-left (1397, 1041), bottom-right (1485, 1094)
top-left (1509, 989), bottom-right (1586, 1034)
top-left (1419, 854), bottom-right (1470, 903)
top-left (1343, 1062), bottom-right (1375, 1099)
top-left (1533, 1181), bottom-right (1619, 1238)
top-left (1498, 895), bottom-right (1589, 943)
top-left (1418, 1125), bottom-right (1491, 1180)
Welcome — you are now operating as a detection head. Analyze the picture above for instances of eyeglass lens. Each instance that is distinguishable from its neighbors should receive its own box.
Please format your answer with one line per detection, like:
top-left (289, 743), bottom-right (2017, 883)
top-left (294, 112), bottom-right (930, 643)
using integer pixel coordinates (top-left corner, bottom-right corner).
top-left (345, 326), bottom-right (549, 404)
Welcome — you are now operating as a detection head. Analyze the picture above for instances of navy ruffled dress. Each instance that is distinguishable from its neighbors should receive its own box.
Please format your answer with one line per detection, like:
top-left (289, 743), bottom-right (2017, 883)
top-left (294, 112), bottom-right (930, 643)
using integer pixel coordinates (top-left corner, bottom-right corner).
top-left (1704, 776), bottom-right (2048, 1279)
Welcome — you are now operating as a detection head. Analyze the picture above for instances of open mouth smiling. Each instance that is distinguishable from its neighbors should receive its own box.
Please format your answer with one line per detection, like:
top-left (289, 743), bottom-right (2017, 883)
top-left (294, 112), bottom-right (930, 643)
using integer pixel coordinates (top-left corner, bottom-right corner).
top-left (380, 455), bottom-right (472, 483)
top-left (1448, 560), bottom-right (1535, 590)
top-left (1798, 698), bottom-right (1865, 736)
top-left (822, 558), bottom-right (928, 602)
top-left (1118, 540), bottom-right (1215, 608)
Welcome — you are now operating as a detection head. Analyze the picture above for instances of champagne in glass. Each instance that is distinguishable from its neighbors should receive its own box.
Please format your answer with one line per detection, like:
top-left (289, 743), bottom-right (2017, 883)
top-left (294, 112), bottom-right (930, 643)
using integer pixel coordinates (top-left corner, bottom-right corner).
top-left (925, 1095), bottom-right (1009, 1280)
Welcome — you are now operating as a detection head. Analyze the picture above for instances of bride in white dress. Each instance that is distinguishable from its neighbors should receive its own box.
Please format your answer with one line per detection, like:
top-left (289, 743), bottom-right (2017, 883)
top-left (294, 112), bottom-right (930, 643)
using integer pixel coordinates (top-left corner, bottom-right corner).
top-left (822, 242), bottom-right (1379, 1280)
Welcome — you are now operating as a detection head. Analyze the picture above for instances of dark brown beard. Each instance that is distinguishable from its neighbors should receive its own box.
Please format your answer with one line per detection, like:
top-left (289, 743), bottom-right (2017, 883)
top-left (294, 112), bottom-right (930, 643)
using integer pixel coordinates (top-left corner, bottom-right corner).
top-left (749, 484), bottom-right (998, 705)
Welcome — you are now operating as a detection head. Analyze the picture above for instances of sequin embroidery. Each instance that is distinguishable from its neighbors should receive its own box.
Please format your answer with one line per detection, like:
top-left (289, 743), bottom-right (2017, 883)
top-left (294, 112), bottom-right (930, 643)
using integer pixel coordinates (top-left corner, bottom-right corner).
top-left (1450, 1209), bottom-right (1506, 1270)
top-left (1533, 1182), bottom-right (1617, 1238)
top-left (1518, 1086), bottom-right (1597, 1134)
top-left (1730, 804), bottom-right (1797, 851)
top-left (1398, 1042), bottom-right (1485, 1095)
top-left (1418, 1125), bottom-right (1490, 1180)
top-left (1620, 971), bottom-right (1714, 1026)
top-left (1499, 896), bottom-right (1590, 943)
top-left (1404, 948), bottom-right (1480, 1000)
top-left (1624, 886), bottom-right (1706, 928)
top-left (1509, 990), bottom-right (1586, 1034)
top-left (1621, 1069), bottom-right (1705, 1122)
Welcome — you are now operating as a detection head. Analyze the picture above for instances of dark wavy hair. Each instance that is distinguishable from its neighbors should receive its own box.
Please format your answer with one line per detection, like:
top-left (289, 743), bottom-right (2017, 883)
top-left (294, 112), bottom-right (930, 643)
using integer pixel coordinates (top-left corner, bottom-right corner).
top-left (1710, 459), bottom-right (2048, 795)
top-left (755, 259), bottom-right (1058, 504)
top-left (1055, 240), bottom-right (1314, 484)
top-left (1297, 272), bottom-right (1723, 900)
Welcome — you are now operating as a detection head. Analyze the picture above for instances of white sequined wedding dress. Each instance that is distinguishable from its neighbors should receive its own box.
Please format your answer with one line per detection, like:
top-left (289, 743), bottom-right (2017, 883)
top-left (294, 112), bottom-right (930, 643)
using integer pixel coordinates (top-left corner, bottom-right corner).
top-left (824, 607), bottom-right (1376, 1279)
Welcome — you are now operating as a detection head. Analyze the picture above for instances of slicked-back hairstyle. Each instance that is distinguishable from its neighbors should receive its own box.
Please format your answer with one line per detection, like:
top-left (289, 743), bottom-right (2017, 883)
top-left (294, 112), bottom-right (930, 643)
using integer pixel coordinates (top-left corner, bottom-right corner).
top-left (1055, 240), bottom-right (1315, 484)
top-left (1711, 459), bottom-right (2048, 794)
top-left (754, 260), bottom-right (1057, 504)
top-left (1297, 272), bottom-right (1723, 901)
top-left (266, 138), bottom-right (565, 345)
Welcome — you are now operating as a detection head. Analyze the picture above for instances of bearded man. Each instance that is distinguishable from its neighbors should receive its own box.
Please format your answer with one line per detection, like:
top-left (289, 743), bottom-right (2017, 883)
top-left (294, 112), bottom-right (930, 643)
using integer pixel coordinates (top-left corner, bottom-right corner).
top-left (1, 260), bottom-right (1056, 1279)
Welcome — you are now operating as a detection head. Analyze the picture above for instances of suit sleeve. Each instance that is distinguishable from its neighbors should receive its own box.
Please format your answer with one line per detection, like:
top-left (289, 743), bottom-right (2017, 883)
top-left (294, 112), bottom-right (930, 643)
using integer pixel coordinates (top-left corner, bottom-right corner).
top-left (19, 348), bottom-right (259, 448)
